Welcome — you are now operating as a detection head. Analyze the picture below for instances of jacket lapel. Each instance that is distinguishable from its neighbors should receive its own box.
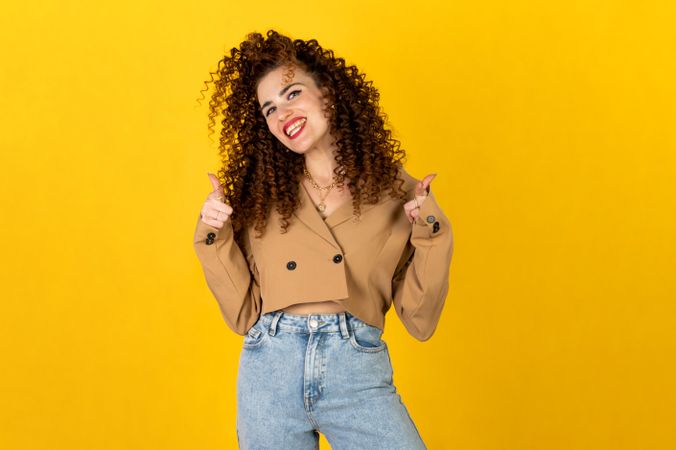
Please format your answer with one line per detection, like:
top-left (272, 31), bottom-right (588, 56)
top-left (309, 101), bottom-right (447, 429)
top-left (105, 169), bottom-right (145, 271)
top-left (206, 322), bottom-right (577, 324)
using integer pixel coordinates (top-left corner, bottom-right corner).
top-left (293, 181), bottom-right (385, 249)
top-left (293, 182), bottom-right (343, 250)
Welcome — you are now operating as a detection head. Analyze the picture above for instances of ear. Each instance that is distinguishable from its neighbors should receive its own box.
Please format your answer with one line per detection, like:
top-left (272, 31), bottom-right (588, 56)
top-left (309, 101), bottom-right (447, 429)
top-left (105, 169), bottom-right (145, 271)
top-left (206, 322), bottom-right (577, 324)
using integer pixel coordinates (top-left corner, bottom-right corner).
top-left (318, 85), bottom-right (331, 102)
top-left (320, 87), bottom-right (334, 117)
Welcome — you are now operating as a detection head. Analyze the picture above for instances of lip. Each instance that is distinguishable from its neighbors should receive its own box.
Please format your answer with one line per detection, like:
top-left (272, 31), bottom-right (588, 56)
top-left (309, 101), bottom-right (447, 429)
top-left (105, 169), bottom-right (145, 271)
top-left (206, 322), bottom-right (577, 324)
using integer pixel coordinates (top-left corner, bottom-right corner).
top-left (283, 116), bottom-right (306, 135)
top-left (287, 120), bottom-right (306, 140)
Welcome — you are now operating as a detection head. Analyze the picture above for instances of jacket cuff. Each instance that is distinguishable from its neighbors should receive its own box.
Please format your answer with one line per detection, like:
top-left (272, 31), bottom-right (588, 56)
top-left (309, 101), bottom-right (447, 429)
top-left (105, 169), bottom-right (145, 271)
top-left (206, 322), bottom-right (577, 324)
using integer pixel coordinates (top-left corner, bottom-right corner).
top-left (194, 213), bottom-right (234, 245)
top-left (412, 187), bottom-right (446, 238)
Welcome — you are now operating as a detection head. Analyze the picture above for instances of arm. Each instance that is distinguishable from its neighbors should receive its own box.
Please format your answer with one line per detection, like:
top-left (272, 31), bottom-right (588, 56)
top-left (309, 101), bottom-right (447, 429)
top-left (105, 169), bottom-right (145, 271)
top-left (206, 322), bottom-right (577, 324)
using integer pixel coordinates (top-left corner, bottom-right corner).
top-left (391, 187), bottom-right (454, 341)
top-left (193, 214), bottom-right (262, 335)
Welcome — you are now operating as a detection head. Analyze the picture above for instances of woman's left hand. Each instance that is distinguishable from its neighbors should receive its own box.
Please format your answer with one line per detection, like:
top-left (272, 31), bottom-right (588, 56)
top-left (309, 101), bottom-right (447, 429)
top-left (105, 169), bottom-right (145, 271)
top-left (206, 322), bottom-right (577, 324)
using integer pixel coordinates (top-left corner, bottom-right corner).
top-left (404, 173), bottom-right (437, 224)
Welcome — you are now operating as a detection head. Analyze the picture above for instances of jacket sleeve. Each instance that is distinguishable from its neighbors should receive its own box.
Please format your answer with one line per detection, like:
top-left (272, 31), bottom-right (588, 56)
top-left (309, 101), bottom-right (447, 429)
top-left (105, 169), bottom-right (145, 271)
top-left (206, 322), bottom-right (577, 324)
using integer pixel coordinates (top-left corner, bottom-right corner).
top-left (391, 186), bottom-right (454, 341)
top-left (193, 214), bottom-right (262, 336)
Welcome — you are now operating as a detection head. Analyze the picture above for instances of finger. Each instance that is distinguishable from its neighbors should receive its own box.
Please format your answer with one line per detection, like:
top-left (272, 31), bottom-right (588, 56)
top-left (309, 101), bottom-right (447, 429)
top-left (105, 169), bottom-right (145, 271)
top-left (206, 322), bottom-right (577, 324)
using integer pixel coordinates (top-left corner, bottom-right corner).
top-left (403, 201), bottom-right (420, 223)
top-left (200, 215), bottom-right (225, 229)
top-left (202, 207), bottom-right (232, 225)
top-left (405, 195), bottom-right (428, 213)
top-left (207, 193), bottom-right (226, 205)
top-left (414, 193), bottom-right (429, 210)
top-left (203, 205), bottom-right (231, 222)
top-left (200, 200), bottom-right (232, 218)
top-left (405, 208), bottom-right (414, 223)
top-left (207, 199), bottom-right (233, 215)
top-left (415, 173), bottom-right (437, 197)
top-left (208, 173), bottom-right (225, 195)
top-left (403, 199), bottom-right (417, 213)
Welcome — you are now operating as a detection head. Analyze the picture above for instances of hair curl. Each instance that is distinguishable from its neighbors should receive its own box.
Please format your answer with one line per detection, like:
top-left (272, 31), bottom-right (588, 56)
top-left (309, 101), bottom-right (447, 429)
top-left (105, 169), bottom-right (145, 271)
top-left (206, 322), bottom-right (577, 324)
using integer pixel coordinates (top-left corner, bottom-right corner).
top-left (197, 29), bottom-right (409, 250)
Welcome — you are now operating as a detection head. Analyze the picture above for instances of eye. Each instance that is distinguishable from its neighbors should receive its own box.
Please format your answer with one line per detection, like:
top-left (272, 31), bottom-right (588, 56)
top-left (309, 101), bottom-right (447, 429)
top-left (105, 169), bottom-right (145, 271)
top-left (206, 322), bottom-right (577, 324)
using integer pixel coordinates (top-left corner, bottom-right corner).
top-left (264, 90), bottom-right (301, 118)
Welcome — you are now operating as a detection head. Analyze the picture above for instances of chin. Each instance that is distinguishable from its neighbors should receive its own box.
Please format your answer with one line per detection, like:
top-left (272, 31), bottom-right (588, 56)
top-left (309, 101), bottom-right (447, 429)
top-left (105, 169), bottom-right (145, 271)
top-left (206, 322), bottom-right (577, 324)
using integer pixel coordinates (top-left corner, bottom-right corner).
top-left (286, 141), bottom-right (313, 154)
top-left (283, 146), bottom-right (305, 155)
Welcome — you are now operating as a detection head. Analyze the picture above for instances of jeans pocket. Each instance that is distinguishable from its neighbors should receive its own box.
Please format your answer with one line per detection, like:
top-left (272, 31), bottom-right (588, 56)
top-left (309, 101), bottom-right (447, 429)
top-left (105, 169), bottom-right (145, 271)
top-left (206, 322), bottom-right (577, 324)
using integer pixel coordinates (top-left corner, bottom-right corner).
top-left (243, 319), bottom-right (269, 350)
top-left (349, 324), bottom-right (387, 353)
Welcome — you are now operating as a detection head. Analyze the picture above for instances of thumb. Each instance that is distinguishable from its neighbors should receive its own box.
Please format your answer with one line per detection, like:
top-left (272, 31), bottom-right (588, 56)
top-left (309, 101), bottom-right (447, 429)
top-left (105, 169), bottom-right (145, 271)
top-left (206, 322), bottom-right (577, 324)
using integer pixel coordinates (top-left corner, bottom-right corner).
top-left (416, 173), bottom-right (437, 196)
top-left (207, 172), bottom-right (224, 194)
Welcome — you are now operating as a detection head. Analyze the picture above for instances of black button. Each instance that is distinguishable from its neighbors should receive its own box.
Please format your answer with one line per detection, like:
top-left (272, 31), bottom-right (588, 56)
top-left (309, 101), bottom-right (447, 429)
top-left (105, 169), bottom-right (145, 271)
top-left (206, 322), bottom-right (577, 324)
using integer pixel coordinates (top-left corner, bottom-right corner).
top-left (207, 232), bottom-right (216, 239)
top-left (433, 221), bottom-right (440, 233)
top-left (426, 215), bottom-right (436, 223)
top-left (206, 238), bottom-right (214, 245)
top-left (332, 254), bottom-right (343, 263)
top-left (286, 261), bottom-right (297, 270)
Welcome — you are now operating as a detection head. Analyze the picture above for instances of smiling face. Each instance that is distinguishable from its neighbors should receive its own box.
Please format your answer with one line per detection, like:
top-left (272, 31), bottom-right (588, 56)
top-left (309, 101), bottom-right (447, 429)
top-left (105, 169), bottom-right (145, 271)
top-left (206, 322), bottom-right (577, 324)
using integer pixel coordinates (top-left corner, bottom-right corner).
top-left (256, 64), bottom-right (333, 154)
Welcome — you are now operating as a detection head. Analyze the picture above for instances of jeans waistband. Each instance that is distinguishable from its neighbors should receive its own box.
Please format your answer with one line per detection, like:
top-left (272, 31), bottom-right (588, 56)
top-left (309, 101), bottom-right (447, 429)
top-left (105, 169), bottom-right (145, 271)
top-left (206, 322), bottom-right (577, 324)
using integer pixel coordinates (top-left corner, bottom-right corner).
top-left (257, 310), bottom-right (374, 337)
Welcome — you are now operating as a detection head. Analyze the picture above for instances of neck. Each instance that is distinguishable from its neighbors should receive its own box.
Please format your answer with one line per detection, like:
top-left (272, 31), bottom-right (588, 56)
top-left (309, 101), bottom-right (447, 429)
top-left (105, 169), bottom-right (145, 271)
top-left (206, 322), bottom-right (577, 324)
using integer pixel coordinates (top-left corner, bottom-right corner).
top-left (303, 151), bottom-right (339, 185)
top-left (302, 127), bottom-right (341, 185)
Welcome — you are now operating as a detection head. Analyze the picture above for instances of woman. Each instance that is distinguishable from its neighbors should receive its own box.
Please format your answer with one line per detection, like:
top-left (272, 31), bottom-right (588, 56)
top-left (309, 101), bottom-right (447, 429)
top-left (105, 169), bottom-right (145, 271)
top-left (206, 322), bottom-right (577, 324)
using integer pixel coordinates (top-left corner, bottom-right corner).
top-left (193, 29), bottom-right (454, 449)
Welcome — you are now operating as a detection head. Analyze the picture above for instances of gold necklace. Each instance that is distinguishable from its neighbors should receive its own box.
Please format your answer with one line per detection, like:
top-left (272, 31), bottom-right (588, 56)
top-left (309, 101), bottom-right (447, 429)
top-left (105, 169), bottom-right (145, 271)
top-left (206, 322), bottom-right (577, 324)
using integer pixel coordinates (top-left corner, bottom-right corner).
top-left (303, 165), bottom-right (336, 213)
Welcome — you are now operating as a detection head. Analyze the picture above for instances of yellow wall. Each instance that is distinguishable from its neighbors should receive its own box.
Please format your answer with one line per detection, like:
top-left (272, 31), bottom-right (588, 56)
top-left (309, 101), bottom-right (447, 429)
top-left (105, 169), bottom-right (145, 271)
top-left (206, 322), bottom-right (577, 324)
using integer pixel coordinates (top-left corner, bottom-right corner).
top-left (2, 1), bottom-right (674, 449)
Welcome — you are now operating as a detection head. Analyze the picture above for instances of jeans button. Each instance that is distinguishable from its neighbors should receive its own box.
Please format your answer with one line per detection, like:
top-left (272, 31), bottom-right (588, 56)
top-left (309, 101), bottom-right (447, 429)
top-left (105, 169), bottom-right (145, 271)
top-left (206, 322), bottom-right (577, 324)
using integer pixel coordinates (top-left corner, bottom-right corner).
top-left (309, 319), bottom-right (318, 328)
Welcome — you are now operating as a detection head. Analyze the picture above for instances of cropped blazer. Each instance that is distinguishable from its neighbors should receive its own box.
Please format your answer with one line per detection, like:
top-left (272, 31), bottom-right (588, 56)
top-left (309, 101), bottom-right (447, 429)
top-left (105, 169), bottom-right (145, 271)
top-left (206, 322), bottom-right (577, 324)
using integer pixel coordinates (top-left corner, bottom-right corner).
top-left (193, 166), bottom-right (454, 341)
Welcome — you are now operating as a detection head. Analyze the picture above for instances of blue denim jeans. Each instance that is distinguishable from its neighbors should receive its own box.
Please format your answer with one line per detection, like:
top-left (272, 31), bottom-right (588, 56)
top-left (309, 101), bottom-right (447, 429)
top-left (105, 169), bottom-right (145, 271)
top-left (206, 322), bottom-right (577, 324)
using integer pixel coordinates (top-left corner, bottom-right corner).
top-left (236, 310), bottom-right (427, 450)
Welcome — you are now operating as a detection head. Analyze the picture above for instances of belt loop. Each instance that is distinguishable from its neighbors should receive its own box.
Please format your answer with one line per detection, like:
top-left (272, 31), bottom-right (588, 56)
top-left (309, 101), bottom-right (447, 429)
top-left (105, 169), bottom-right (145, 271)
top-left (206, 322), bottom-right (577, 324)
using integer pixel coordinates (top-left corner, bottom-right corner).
top-left (338, 312), bottom-right (350, 340)
top-left (269, 310), bottom-right (283, 336)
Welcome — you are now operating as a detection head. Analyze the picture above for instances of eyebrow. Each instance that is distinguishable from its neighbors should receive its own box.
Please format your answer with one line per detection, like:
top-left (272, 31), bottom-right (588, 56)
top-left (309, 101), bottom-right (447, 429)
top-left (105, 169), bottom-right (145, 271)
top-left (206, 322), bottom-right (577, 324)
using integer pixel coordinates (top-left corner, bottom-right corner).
top-left (260, 82), bottom-right (305, 112)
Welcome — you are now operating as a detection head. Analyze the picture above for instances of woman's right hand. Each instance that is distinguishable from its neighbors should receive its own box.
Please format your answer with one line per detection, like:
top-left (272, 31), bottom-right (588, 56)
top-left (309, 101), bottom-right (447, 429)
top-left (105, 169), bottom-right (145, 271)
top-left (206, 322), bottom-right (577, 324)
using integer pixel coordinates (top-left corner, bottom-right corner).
top-left (199, 173), bottom-right (234, 229)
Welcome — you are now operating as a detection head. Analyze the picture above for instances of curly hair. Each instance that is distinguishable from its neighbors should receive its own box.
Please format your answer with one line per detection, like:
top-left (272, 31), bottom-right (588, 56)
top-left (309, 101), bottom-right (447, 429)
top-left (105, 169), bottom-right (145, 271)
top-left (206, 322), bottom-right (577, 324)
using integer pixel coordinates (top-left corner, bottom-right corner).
top-left (197, 29), bottom-right (409, 250)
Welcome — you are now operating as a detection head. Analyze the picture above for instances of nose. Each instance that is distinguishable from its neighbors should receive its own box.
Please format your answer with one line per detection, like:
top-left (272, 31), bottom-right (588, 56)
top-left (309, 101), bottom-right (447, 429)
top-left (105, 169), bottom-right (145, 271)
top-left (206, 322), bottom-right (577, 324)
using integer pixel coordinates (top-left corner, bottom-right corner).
top-left (277, 106), bottom-right (293, 122)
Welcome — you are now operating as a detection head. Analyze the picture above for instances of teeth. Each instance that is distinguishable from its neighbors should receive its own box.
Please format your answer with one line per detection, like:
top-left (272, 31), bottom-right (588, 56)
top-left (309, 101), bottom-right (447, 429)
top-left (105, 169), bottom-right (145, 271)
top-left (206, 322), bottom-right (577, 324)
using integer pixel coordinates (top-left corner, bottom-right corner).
top-left (285, 118), bottom-right (306, 136)
top-left (286, 118), bottom-right (305, 136)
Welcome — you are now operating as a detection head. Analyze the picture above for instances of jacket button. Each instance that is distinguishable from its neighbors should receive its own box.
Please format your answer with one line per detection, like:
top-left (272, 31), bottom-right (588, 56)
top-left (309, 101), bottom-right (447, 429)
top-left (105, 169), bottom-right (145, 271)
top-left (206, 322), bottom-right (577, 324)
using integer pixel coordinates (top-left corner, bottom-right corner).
top-left (286, 261), bottom-right (297, 270)
top-left (426, 215), bottom-right (436, 223)
top-left (206, 238), bottom-right (214, 245)
top-left (433, 221), bottom-right (440, 233)
top-left (332, 254), bottom-right (343, 263)
top-left (207, 232), bottom-right (216, 239)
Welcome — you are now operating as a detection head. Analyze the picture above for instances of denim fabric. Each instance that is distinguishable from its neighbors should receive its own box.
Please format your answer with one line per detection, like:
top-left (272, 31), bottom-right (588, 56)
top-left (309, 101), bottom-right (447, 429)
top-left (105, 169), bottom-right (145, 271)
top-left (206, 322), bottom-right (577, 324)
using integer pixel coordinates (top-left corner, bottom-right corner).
top-left (235, 310), bottom-right (427, 450)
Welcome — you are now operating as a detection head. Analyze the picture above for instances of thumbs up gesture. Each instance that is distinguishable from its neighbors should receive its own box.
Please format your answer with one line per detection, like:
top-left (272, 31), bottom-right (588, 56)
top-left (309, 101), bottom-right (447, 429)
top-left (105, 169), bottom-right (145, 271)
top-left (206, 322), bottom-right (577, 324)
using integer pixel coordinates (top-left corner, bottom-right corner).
top-left (199, 172), bottom-right (234, 229)
top-left (403, 173), bottom-right (437, 224)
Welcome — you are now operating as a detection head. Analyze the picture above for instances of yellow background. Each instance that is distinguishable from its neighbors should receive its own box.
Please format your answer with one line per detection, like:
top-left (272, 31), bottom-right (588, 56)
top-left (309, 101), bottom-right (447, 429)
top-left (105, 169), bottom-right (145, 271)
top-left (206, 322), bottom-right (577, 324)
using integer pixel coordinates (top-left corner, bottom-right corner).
top-left (2, 0), bottom-right (675, 449)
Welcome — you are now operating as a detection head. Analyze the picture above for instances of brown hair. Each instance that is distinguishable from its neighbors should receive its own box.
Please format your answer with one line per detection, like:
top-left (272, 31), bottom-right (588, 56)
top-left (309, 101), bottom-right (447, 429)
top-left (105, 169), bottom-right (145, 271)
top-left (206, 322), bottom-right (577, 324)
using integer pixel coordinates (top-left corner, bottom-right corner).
top-left (197, 29), bottom-right (408, 249)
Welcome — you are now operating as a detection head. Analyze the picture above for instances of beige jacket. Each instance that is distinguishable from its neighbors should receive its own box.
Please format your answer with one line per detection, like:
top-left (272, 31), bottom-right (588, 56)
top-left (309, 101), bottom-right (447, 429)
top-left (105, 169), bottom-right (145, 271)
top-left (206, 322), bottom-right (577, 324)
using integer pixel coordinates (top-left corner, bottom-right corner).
top-left (193, 167), bottom-right (454, 341)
